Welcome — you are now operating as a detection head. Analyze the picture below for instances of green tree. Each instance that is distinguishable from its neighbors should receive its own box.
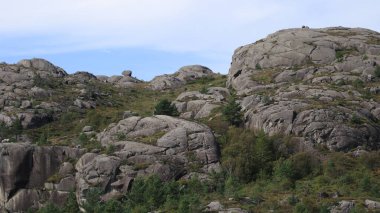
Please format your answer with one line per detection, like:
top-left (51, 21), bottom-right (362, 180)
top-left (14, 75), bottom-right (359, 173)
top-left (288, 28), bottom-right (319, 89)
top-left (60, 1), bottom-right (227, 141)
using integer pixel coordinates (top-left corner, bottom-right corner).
top-left (36, 203), bottom-right (62, 213)
top-left (82, 188), bottom-right (102, 213)
top-left (222, 96), bottom-right (243, 127)
top-left (12, 118), bottom-right (23, 141)
top-left (222, 128), bottom-right (275, 183)
top-left (154, 99), bottom-right (179, 116)
top-left (62, 191), bottom-right (79, 213)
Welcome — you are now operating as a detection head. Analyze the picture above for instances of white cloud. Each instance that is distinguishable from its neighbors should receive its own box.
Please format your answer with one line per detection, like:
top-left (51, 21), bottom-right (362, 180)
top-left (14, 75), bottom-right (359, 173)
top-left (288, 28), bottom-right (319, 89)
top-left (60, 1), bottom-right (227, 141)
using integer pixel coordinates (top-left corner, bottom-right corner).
top-left (0, 0), bottom-right (281, 54)
top-left (0, 0), bottom-right (379, 58)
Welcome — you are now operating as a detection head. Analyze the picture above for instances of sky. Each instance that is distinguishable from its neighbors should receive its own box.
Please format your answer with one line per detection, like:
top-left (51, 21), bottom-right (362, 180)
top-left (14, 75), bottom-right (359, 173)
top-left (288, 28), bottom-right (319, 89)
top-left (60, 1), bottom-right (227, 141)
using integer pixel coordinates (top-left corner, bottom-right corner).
top-left (0, 0), bottom-right (379, 81)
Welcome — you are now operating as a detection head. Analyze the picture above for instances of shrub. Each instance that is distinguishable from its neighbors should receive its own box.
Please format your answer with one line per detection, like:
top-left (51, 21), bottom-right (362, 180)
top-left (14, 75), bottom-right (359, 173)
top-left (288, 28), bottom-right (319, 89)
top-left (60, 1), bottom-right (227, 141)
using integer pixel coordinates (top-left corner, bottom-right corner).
top-left (105, 144), bottom-right (115, 155)
top-left (375, 66), bottom-right (380, 78)
top-left (324, 153), bottom-right (356, 178)
top-left (288, 195), bottom-right (299, 206)
top-left (350, 114), bottom-right (363, 125)
top-left (36, 131), bottom-right (49, 145)
top-left (36, 203), bottom-right (62, 213)
top-left (359, 151), bottom-right (380, 170)
top-left (82, 188), bottom-right (103, 213)
top-left (352, 79), bottom-right (364, 89)
top-left (289, 152), bottom-right (321, 180)
top-left (103, 200), bottom-right (123, 213)
top-left (222, 96), bottom-right (243, 127)
top-left (255, 63), bottom-right (262, 70)
top-left (274, 152), bottom-right (321, 181)
top-left (199, 86), bottom-right (208, 94)
top-left (153, 99), bottom-right (179, 116)
top-left (62, 191), bottom-right (79, 213)
top-left (222, 128), bottom-right (275, 183)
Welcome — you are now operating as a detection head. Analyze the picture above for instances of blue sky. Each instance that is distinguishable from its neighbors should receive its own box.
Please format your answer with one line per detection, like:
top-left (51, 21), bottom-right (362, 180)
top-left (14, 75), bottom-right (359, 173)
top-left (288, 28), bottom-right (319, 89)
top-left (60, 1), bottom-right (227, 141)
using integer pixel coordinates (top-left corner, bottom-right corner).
top-left (1, 0), bottom-right (379, 81)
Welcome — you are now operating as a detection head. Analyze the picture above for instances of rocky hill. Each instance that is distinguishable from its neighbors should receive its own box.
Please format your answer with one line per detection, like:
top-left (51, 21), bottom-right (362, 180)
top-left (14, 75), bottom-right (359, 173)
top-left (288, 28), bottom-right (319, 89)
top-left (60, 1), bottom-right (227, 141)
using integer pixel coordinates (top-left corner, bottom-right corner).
top-left (1, 27), bottom-right (380, 212)
top-left (228, 27), bottom-right (380, 151)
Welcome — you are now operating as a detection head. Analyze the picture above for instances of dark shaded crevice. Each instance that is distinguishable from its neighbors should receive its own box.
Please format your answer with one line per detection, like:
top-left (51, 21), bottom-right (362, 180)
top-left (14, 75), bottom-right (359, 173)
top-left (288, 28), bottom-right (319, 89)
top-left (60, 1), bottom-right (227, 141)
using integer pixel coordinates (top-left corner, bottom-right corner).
top-left (233, 70), bottom-right (242, 78)
top-left (7, 149), bottom-right (34, 200)
top-left (292, 111), bottom-right (298, 123)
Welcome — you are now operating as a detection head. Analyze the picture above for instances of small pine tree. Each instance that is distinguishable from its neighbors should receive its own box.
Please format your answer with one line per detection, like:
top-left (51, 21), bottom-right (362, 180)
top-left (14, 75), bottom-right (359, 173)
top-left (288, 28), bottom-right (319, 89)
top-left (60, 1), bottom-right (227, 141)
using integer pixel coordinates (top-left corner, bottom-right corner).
top-left (12, 118), bottom-right (23, 141)
top-left (154, 99), bottom-right (179, 116)
top-left (62, 191), bottom-right (80, 213)
top-left (222, 96), bottom-right (243, 127)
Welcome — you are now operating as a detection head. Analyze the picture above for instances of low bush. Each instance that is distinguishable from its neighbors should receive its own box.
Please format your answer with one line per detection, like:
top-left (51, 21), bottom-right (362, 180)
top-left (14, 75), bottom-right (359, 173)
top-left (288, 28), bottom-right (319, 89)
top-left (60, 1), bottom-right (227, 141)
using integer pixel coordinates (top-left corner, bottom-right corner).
top-left (222, 96), bottom-right (243, 127)
top-left (153, 99), bottom-right (179, 116)
top-left (222, 128), bottom-right (276, 183)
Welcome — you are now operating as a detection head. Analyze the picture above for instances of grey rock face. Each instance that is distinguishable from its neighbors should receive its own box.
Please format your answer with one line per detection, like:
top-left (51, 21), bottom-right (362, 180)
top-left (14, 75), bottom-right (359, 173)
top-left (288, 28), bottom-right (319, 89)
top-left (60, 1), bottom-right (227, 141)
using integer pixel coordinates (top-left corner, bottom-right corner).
top-left (75, 154), bottom-right (121, 204)
top-left (149, 65), bottom-right (215, 90)
top-left (365, 199), bottom-right (380, 209)
top-left (17, 58), bottom-right (67, 78)
top-left (173, 87), bottom-right (230, 119)
top-left (122, 70), bottom-right (132, 77)
top-left (228, 27), bottom-right (380, 151)
top-left (331, 200), bottom-right (355, 213)
top-left (97, 115), bottom-right (220, 178)
top-left (99, 70), bottom-right (142, 88)
top-left (0, 143), bottom-right (84, 212)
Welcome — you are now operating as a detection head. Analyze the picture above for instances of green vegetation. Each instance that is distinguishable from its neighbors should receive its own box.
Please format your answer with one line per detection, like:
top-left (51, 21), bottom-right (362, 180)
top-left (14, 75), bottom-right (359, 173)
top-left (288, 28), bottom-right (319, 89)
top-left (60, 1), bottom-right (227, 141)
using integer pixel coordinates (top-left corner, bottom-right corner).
top-left (255, 63), bottom-right (262, 70)
top-left (25, 75), bottom-right (226, 146)
top-left (46, 173), bottom-right (63, 183)
top-left (352, 79), bottom-right (364, 89)
top-left (366, 36), bottom-right (380, 45)
top-left (250, 69), bottom-right (279, 84)
top-left (25, 73), bottom-right (380, 212)
top-left (129, 131), bottom-right (166, 145)
top-left (351, 114), bottom-right (364, 125)
top-left (375, 66), bottom-right (380, 78)
top-left (335, 49), bottom-right (357, 62)
top-left (36, 191), bottom-right (79, 213)
top-left (153, 99), bottom-right (179, 116)
top-left (34, 126), bottom-right (380, 212)
top-left (325, 30), bottom-right (358, 37)
top-left (0, 118), bottom-right (23, 142)
top-left (222, 96), bottom-right (243, 127)
top-left (221, 128), bottom-right (277, 183)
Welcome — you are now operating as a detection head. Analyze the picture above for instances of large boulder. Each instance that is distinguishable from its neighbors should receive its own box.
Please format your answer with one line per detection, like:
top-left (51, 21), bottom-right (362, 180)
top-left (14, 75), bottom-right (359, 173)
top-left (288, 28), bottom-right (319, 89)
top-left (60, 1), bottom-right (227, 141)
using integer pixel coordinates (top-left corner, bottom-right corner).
top-left (173, 87), bottom-right (230, 119)
top-left (228, 27), bottom-right (380, 151)
top-left (149, 65), bottom-right (215, 90)
top-left (0, 143), bottom-right (84, 212)
top-left (17, 58), bottom-right (67, 78)
top-left (97, 115), bottom-right (220, 178)
top-left (98, 70), bottom-right (142, 88)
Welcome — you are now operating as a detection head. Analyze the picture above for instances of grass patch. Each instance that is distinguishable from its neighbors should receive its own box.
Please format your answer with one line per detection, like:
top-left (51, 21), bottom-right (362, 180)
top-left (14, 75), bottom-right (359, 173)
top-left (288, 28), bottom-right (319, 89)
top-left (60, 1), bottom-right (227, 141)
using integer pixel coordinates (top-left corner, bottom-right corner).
top-left (133, 163), bottom-right (150, 171)
top-left (251, 69), bottom-right (280, 84)
top-left (325, 30), bottom-right (358, 37)
top-left (366, 36), bottom-right (380, 45)
top-left (130, 131), bottom-right (167, 145)
top-left (47, 173), bottom-right (63, 183)
top-left (335, 49), bottom-right (357, 62)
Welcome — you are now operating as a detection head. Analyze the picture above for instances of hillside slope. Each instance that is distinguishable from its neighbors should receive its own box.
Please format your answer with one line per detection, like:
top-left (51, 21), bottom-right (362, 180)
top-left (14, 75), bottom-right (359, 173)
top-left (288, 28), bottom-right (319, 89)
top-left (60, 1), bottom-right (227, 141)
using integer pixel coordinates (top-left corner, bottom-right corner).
top-left (228, 27), bottom-right (380, 151)
top-left (0, 27), bottom-right (380, 212)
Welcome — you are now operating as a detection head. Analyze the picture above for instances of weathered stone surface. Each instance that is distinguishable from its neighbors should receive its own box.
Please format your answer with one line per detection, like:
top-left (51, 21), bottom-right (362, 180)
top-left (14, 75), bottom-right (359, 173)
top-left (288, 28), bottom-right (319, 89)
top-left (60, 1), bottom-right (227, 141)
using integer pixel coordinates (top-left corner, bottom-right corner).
top-left (4, 189), bottom-right (41, 212)
top-left (17, 58), bottom-right (67, 77)
top-left (173, 87), bottom-right (230, 119)
top-left (227, 27), bottom-right (380, 151)
top-left (75, 154), bottom-right (121, 204)
top-left (205, 201), bottom-right (224, 212)
top-left (365, 199), bottom-right (380, 209)
top-left (0, 143), bottom-right (84, 212)
top-left (331, 200), bottom-right (355, 213)
top-left (149, 65), bottom-right (215, 90)
top-left (97, 115), bottom-right (220, 181)
top-left (99, 70), bottom-right (142, 88)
